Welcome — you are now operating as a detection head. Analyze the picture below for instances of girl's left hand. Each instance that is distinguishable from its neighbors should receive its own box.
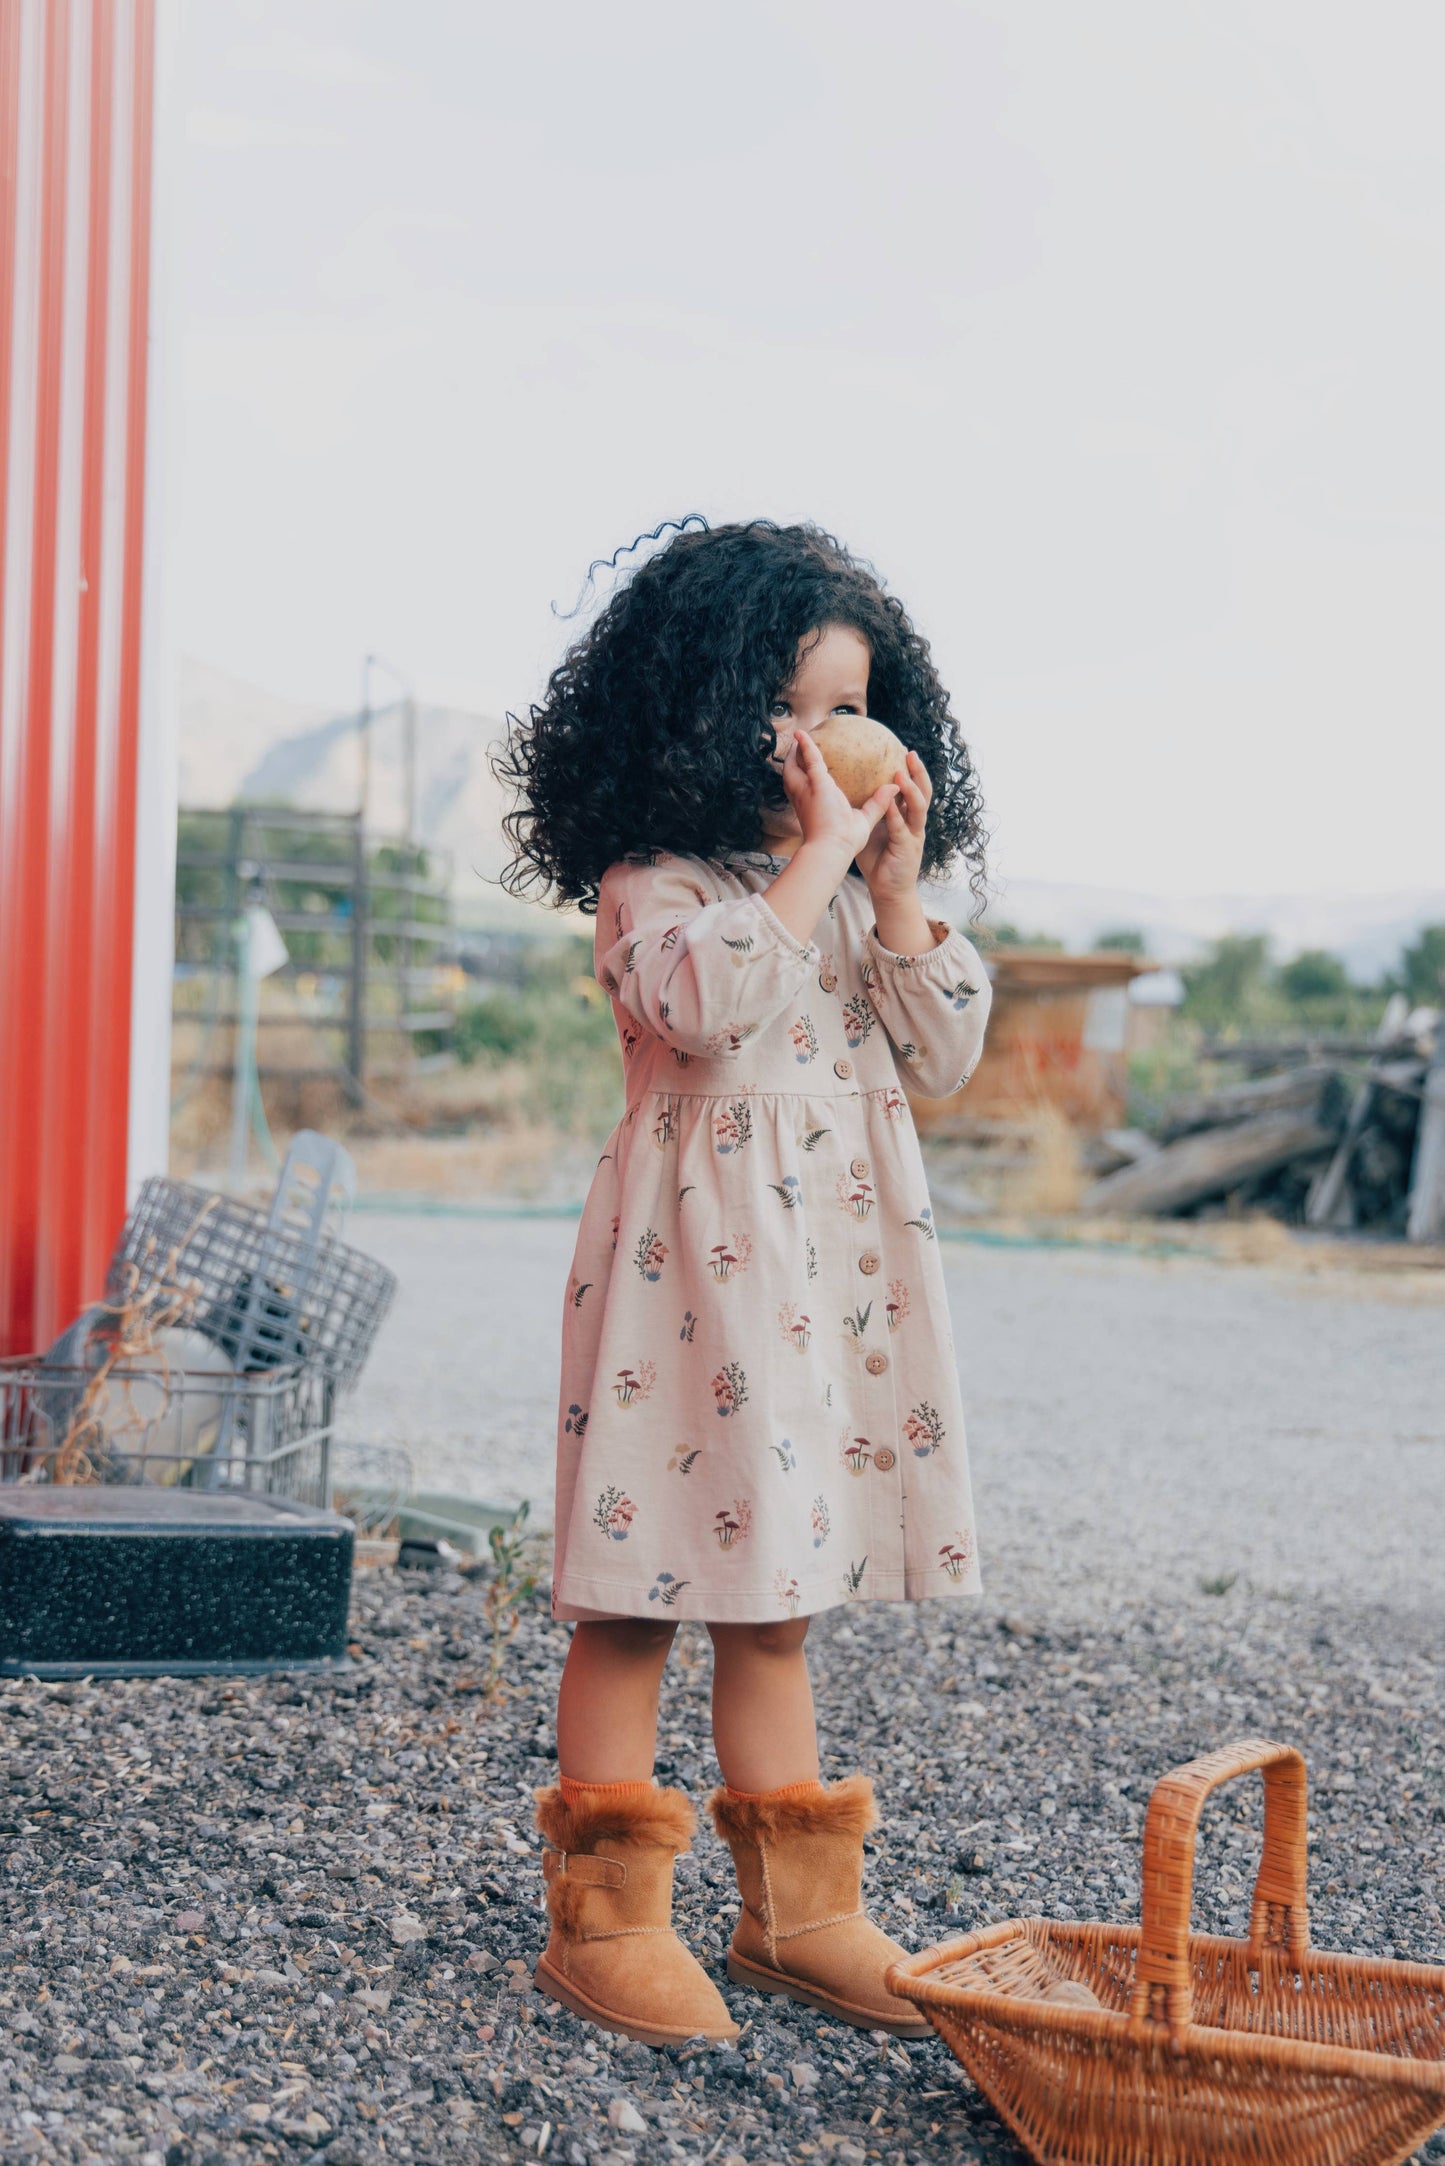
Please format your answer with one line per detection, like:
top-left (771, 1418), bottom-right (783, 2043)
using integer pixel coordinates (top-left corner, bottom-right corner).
top-left (855, 749), bottom-right (932, 902)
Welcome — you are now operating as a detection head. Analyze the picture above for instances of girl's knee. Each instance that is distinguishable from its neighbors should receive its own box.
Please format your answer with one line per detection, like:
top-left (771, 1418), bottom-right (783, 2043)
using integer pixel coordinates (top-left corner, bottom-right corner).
top-left (709, 1618), bottom-right (810, 1659)
top-left (576, 1616), bottom-right (677, 1662)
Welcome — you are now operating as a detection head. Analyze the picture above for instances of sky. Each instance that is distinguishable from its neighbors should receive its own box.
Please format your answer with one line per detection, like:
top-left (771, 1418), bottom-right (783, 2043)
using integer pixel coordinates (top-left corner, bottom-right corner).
top-left (172, 0), bottom-right (1445, 902)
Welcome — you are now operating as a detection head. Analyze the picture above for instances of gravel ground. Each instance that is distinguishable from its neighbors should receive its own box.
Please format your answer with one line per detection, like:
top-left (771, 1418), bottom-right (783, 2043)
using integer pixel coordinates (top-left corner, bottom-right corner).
top-left (4, 1222), bottom-right (1442, 2163)
top-left (2, 1565), bottom-right (1443, 2166)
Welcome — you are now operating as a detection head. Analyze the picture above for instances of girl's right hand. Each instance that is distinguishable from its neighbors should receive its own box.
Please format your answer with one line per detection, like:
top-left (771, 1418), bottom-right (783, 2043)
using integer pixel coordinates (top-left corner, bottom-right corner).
top-left (781, 729), bottom-right (899, 871)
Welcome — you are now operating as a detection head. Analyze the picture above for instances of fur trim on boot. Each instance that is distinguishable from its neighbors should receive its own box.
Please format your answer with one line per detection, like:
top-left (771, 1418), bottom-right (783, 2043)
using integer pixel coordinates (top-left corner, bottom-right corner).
top-left (533, 1782), bottom-right (738, 2048)
top-left (536, 1781), bottom-right (697, 1856)
top-left (708, 1775), bottom-right (930, 2036)
top-left (710, 1774), bottom-right (877, 1846)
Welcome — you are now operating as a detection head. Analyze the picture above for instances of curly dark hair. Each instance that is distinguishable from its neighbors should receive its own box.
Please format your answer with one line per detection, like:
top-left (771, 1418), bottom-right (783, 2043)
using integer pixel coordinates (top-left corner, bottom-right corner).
top-left (494, 518), bottom-right (988, 915)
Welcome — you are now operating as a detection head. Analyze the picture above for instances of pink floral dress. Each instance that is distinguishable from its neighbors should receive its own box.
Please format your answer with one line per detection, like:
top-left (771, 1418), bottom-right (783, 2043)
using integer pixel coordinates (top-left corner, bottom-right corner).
top-left (550, 849), bottom-right (992, 1624)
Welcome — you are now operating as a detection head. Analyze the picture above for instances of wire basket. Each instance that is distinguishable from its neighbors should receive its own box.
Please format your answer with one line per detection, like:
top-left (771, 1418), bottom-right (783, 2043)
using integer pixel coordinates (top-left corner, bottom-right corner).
top-left (887, 1740), bottom-right (1445, 2166)
top-left (0, 1354), bottom-right (333, 1509)
top-left (110, 1176), bottom-right (395, 1394)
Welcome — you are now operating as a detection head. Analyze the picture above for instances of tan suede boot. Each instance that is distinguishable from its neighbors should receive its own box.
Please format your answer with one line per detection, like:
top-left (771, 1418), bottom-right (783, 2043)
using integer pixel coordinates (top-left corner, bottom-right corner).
top-left (533, 1781), bottom-right (739, 2048)
top-left (709, 1776), bottom-right (930, 2036)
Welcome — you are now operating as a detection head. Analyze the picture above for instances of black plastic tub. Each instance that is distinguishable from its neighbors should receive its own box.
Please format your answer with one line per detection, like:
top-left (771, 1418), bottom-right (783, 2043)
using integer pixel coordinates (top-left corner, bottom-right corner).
top-left (0, 1487), bottom-right (354, 1678)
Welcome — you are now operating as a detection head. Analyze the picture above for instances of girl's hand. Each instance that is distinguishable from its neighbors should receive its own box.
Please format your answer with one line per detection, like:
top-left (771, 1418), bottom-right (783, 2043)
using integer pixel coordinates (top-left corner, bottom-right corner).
top-left (780, 729), bottom-right (899, 875)
top-left (855, 749), bottom-right (931, 902)
top-left (764, 730), bottom-right (901, 948)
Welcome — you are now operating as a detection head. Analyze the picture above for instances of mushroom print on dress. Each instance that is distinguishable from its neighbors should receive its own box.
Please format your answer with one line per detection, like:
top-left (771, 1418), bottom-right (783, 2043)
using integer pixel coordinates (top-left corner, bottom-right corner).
top-left (549, 849), bottom-right (992, 1624)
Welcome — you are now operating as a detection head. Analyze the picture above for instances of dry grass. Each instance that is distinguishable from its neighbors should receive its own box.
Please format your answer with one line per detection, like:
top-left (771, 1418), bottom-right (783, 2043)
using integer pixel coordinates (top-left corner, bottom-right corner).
top-left (169, 1028), bottom-right (617, 1200)
top-left (344, 1127), bottom-right (594, 1203)
top-left (1002, 1105), bottom-right (1087, 1217)
top-left (1195, 1214), bottom-right (1299, 1266)
top-left (48, 1201), bottom-right (217, 1481)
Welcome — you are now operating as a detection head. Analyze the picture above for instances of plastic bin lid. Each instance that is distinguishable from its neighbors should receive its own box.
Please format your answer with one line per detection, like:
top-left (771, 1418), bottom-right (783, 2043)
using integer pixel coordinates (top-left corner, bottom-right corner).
top-left (0, 1488), bottom-right (348, 1533)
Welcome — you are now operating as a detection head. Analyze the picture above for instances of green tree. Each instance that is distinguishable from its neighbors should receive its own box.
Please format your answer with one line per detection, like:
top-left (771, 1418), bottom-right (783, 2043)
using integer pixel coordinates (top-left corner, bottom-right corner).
top-left (980, 922), bottom-right (1064, 951)
top-left (1094, 927), bottom-right (1147, 954)
top-left (1279, 948), bottom-right (1350, 1004)
top-left (1179, 933), bottom-right (1273, 1033)
top-left (1395, 924), bottom-right (1445, 1006)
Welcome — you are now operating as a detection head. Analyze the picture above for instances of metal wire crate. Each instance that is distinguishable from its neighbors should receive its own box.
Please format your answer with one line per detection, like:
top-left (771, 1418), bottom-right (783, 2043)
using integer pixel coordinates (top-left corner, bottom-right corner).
top-left (0, 1353), bottom-right (333, 1508)
top-left (109, 1175), bottom-right (395, 1396)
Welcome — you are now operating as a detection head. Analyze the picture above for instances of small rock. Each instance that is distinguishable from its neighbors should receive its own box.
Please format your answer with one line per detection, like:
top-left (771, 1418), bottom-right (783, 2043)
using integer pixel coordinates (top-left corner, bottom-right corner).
top-left (606, 2097), bottom-right (647, 2134)
top-left (389, 1911), bottom-right (427, 1945)
top-left (464, 1947), bottom-right (498, 1972)
top-left (789, 2060), bottom-right (819, 2090)
top-left (52, 2053), bottom-right (86, 2074)
top-left (172, 1910), bottom-right (205, 1932)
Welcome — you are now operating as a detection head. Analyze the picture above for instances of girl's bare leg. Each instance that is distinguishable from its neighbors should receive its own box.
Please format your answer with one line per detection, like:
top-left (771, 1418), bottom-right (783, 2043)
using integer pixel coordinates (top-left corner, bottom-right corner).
top-left (707, 1619), bottom-right (820, 1792)
top-left (556, 1617), bottom-right (678, 1782)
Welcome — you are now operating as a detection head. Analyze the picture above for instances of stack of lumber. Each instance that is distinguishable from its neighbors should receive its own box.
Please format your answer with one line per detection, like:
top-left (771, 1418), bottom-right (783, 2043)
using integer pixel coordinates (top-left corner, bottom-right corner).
top-left (1082, 1011), bottom-right (1445, 1240)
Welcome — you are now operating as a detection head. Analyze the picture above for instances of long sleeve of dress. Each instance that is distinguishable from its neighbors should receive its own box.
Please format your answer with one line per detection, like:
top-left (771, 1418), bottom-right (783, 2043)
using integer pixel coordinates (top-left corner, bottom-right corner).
top-left (596, 855), bottom-right (820, 1061)
top-left (862, 918), bottom-right (993, 1097)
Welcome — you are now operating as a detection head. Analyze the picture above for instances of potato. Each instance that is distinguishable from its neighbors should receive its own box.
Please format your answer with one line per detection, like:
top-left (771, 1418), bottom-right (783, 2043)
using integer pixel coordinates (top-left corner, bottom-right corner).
top-left (811, 714), bottom-right (909, 808)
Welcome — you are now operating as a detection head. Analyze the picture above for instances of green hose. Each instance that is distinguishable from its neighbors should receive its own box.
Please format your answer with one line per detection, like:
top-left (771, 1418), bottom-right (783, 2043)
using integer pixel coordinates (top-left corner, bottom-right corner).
top-left (346, 1192), bottom-right (1194, 1258)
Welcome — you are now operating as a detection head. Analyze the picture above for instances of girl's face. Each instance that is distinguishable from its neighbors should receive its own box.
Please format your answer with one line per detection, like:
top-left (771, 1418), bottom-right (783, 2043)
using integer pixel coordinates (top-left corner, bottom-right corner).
top-left (760, 623), bottom-right (871, 850)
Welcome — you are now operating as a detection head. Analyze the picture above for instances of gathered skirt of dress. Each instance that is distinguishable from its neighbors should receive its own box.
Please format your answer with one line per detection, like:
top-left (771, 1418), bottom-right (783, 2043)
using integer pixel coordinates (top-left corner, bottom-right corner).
top-left (550, 1080), bottom-right (984, 1623)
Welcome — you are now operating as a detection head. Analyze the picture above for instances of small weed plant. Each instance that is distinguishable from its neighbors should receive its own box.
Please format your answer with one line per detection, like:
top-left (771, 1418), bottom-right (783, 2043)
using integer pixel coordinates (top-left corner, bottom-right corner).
top-left (482, 1503), bottom-right (546, 1705)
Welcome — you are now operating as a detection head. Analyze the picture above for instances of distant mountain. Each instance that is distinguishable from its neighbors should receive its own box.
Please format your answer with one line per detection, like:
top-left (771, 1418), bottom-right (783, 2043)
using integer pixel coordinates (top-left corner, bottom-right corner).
top-left (179, 660), bottom-right (1444, 969)
top-left (177, 659), bottom-right (332, 809)
top-left (178, 658), bottom-right (540, 927)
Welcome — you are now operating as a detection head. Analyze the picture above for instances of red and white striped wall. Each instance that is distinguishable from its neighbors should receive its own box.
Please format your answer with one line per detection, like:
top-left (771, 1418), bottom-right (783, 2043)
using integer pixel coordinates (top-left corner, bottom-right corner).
top-left (0, 0), bottom-right (174, 1358)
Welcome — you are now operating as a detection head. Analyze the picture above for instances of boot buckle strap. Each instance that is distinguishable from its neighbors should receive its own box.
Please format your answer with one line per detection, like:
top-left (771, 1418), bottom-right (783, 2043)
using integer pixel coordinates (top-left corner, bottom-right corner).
top-left (542, 1848), bottom-right (627, 1888)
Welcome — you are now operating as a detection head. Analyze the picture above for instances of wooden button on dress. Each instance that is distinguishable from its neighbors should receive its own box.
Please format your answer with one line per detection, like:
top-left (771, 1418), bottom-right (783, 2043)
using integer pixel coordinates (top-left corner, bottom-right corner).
top-left (865, 1351), bottom-right (889, 1376)
top-left (850, 1157), bottom-right (870, 1179)
top-left (872, 1445), bottom-right (897, 1471)
top-left (833, 1058), bottom-right (853, 1080)
top-left (858, 1252), bottom-right (880, 1276)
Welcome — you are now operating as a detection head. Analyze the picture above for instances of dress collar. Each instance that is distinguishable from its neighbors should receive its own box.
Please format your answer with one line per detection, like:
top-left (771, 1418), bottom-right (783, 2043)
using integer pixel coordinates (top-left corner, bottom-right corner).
top-left (720, 849), bottom-right (787, 873)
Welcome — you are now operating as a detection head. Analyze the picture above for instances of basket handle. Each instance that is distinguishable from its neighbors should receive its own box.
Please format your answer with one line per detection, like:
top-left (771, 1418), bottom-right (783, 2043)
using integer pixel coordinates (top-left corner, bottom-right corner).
top-left (1128, 1737), bottom-right (1310, 2036)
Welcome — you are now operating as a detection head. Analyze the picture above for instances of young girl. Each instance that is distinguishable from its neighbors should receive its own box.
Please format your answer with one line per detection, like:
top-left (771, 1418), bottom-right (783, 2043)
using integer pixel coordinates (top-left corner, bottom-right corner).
top-left (496, 519), bottom-right (991, 2048)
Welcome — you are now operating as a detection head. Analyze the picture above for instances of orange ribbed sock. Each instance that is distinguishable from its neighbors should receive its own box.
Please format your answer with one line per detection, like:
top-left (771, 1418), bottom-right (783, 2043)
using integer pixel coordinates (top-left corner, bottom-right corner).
top-left (558, 1775), bottom-right (655, 1803)
top-left (723, 1778), bottom-right (824, 1803)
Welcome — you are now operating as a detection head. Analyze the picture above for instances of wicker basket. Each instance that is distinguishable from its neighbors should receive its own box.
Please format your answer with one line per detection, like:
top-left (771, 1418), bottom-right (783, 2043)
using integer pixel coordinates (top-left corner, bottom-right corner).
top-left (886, 1739), bottom-right (1445, 2166)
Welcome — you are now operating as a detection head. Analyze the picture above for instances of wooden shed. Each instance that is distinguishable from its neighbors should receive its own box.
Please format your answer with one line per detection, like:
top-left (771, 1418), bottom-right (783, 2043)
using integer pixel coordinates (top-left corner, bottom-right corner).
top-left (911, 949), bottom-right (1159, 1133)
